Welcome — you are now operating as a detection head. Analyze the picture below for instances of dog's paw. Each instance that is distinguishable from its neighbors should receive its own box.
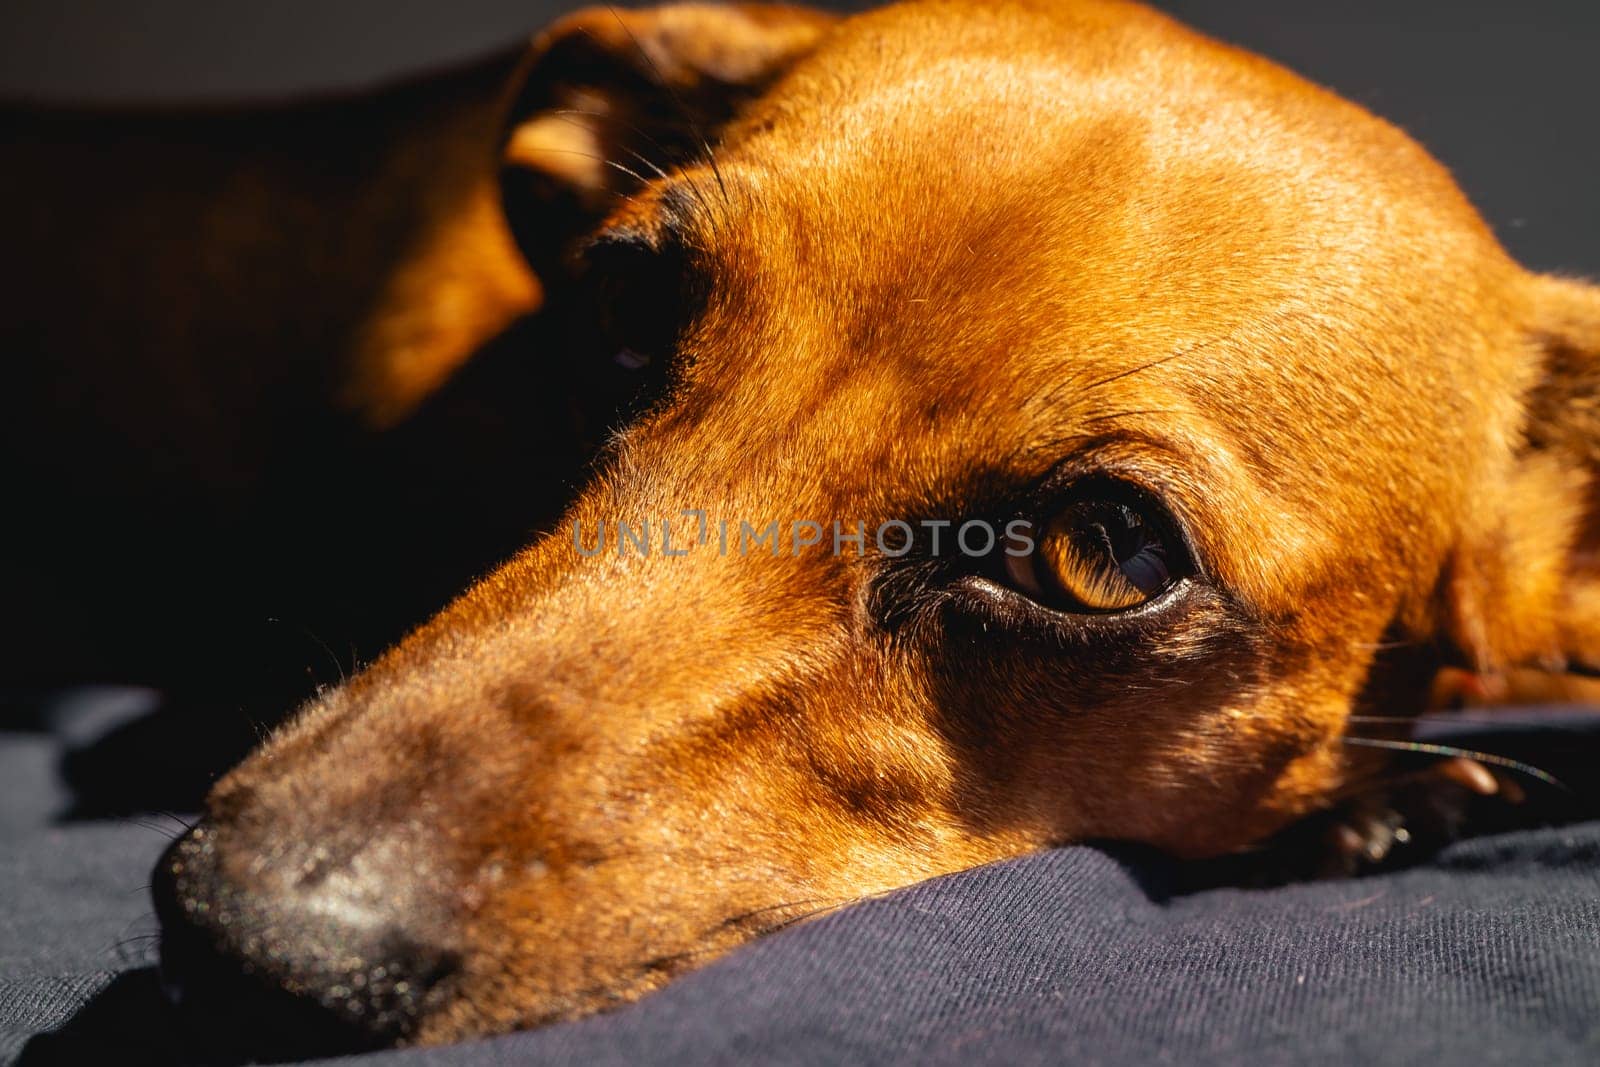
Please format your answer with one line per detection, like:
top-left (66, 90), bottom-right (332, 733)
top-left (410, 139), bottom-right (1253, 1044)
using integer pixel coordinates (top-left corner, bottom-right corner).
top-left (1323, 756), bottom-right (1524, 876)
top-left (1326, 801), bottom-right (1410, 873)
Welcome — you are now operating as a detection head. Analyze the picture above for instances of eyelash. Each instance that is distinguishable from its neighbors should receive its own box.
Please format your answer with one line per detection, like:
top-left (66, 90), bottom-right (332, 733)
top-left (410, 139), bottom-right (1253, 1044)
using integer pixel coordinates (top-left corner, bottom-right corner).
top-left (943, 570), bottom-right (1200, 646)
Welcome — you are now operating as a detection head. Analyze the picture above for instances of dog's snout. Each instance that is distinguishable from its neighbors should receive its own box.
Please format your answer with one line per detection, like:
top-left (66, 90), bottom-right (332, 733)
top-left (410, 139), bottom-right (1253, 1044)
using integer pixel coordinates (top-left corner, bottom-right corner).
top-left (154, 821), bottom-right (461, 1056)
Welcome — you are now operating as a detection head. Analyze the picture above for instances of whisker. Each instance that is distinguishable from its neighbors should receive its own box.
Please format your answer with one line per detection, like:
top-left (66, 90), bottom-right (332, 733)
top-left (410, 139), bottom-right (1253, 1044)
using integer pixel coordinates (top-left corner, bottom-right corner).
top-left (1076, 408), bottom-right (1186, 424)
top-left (544, 108), bottom-right (679, 180)
top-left (265, 616), bottom-right (350, 684)
top-left (1345, 712), bottom-right (1569, 727)
top-left (756, 897), bottom-right (864, 935)
top-left (1080, 348), bottom-right (1191, 392)
top-left (641, 889), bottom-right (897, 978)
top-left (590, 152), bottom-right (660, 189)
top-left (539, 108), bottom-right (729, 232)
top-left (524, 147), bottom-right (649, 188)
top-left (512, 148), bottom-right (646, 205)
top-left (711, 896), bottom-right (842, 933)
top-left (154, 809), bottom-right (196, 831)
top-left (602, 9), bottom-right (731, 207)
top-left (1023, 334), bottom-right (1228, 436)
top-left (1340, 735), bottom-right (1568, 792)
top-left (614, 143), bottom-right (673, 184)
top-left (114, 934), bottom-right (160, 948)
top-left (120, 816), bottom-right (184, 842)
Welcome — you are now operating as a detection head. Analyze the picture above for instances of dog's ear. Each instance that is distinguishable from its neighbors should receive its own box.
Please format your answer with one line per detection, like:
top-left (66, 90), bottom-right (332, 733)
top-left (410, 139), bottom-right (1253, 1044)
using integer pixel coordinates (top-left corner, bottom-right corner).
top-left (499, 3), bottom-right (835, 277)
top-left (1443, 275), bottom-right (1600, 679)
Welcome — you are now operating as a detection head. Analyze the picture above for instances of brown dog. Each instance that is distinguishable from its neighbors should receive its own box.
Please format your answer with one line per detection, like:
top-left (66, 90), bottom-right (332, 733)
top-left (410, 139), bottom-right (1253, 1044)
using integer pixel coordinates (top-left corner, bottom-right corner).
top-left (151, 0), bottom-right (1600, 1051)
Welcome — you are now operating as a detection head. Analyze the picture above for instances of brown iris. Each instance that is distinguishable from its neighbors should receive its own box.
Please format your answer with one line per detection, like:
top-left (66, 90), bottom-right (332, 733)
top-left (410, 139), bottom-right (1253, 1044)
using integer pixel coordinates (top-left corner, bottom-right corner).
top-left (1005, 499), bottom-right (1176, 612)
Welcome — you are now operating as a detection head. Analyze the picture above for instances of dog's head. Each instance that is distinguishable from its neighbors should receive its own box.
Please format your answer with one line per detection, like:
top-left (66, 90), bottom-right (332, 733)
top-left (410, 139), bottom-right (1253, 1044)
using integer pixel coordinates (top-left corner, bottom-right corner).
top-left (155, 0), bottom-right (1600, 1050)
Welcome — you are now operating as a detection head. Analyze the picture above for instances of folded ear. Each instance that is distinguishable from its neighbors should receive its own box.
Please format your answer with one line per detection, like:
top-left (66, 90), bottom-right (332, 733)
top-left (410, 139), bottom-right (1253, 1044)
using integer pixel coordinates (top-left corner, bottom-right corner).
top-left (1445, 274), bottom-right (1600, 679)
top-left (499, 3), bottom-right (836, 278)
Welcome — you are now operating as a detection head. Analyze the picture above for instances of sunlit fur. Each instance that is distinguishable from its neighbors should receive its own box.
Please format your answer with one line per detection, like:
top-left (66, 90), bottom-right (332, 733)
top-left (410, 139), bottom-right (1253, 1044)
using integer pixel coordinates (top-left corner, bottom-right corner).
top-left (175, 0), bottom-right (1600, 1045)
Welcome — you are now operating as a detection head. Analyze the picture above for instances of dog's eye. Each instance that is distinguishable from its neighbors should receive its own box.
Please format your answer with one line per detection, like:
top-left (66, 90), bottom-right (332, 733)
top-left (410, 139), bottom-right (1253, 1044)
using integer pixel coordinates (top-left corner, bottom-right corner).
top-left (612, 346), bottom-right (652, 370)
top-left (1004, 497), bottom-right (1180, 613)
top-left (593, 267), bottom-right (679, 369)
top-left (585, 226), bottom-right (693, 371)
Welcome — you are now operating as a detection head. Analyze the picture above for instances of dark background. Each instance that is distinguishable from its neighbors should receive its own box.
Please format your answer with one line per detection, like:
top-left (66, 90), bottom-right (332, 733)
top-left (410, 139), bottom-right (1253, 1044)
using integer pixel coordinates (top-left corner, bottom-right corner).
top-left (1, 0), bottom-right (1596, 276)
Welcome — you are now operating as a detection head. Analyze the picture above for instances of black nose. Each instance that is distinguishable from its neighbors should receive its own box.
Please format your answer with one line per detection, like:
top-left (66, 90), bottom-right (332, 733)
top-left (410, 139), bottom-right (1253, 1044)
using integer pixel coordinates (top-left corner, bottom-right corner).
top-left (152, 822), bottom-right (461, 1059)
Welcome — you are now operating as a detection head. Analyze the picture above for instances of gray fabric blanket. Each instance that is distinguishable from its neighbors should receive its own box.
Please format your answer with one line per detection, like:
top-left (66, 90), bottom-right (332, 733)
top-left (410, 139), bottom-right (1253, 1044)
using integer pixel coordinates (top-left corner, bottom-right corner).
top-left (5, 693), bottom-right (1599, 1066)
